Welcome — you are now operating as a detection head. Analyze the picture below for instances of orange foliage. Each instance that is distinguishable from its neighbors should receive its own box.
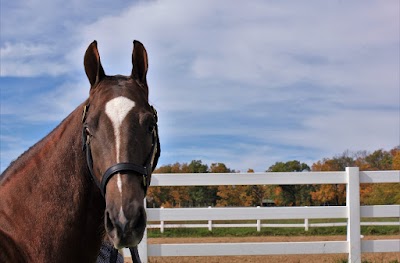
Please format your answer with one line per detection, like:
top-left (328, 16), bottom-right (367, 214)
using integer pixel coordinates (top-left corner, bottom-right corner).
top-left (216, 185), bottom-right (252, 207)
top-left (392, 150), bottom-right (400, 170)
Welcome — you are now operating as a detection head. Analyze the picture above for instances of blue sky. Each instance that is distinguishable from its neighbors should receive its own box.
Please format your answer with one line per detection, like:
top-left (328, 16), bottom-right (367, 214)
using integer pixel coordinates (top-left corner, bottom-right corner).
top-left (1, 0), bottom-right (399, 172)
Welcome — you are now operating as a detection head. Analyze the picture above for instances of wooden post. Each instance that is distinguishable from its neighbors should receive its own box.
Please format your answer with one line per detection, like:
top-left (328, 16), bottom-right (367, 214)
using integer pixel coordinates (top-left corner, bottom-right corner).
top-left (346, 167), bottom-right (361, 263)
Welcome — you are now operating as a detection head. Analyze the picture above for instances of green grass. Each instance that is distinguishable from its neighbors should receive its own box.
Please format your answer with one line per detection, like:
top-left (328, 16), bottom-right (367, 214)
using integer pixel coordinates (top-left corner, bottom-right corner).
top-left (147, 218), bottom-right (399, 238)
top-left (147, 224), bottom-right (399, 238)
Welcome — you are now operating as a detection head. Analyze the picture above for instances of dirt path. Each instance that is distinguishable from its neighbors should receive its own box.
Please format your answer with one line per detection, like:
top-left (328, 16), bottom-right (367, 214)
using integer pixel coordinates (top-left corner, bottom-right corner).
top-left (124, 236), bottom-right (400, 263)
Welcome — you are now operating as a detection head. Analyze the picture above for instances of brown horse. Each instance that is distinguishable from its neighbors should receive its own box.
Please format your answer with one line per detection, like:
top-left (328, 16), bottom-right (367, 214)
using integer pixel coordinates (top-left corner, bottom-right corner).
top-left (0, 40), bottom-right (160, 263)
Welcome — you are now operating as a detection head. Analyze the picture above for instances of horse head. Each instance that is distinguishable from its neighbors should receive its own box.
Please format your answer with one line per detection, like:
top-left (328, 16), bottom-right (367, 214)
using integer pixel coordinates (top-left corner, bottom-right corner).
top-left (82, 40), bottom-right (160, 249)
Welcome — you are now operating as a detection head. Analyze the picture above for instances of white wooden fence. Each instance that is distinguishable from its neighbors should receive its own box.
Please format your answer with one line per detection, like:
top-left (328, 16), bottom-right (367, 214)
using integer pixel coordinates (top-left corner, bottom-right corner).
top-left (147, 209), bottom-right (400, 232)
top-left (124, 168), bottom-right (400, 263)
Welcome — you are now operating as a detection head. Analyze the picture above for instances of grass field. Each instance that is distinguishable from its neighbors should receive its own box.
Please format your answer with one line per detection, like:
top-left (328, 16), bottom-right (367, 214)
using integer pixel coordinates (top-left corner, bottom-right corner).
top-left (147, 218), bottom-right (400, 238)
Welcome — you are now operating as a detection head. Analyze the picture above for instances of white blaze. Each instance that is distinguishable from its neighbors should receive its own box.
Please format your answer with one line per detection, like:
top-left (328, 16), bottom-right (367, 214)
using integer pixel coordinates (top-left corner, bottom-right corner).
top-left (105, 96), bottom-right (136, 163)
top-left (118, 206), bottom-right (127, 226)
top-left (105, 96), bottom-right (135, 217)
top-left (117, 175), bottom-right (123, 193)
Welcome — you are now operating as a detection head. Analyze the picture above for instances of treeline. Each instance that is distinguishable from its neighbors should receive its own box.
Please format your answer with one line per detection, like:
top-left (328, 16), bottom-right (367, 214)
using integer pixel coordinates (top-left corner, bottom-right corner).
top-left (147, 147), bottom-right (400, 208)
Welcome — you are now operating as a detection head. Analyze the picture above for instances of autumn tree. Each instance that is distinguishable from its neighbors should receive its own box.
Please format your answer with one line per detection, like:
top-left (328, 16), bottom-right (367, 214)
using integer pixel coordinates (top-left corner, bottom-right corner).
top-left (392, 148), bottom-right (400, 170)
top-left (243, 168), bottom-right (273, 206)
top-left (360, 147), bottom-right (400, 205)
top-left (149, 160), bottom-right (233, 207)
top-left (310, 153), bottom-right (354, 206)
top-left (216, 185), bottom-right (253, 207)
top-left (210, 162), bottom-right (233, 173)
top-left (148, 146), bottom-right (399, 207)
top-left (148, 162), bottom-right (192, 207)
top-left (215, 163), bottom-right (254, 206)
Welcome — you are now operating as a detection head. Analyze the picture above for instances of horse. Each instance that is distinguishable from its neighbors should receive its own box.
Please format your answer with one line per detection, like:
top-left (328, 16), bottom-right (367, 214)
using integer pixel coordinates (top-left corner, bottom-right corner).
top-left (0, 40), bottom-right (160, 263)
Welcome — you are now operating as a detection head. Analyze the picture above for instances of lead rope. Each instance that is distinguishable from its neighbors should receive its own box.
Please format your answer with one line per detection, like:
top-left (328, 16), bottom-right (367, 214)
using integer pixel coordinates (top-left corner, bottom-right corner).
top-left (129, 247), bottom-right (142, 263)
top-left (108, 247), bottom-right (140, 263)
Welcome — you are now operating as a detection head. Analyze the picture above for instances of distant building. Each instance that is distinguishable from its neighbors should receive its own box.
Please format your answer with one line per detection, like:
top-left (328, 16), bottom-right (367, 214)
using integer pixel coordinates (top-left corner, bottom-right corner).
top-left (262, 199), bottom-right (276, 207)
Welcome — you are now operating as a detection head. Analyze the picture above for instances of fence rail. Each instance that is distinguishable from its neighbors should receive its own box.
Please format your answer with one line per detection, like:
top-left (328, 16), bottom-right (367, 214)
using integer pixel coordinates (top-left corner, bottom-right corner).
top-left (147, 212), bottom-right (400, 232)
top-left (124, 168), bottom-right (400, 263)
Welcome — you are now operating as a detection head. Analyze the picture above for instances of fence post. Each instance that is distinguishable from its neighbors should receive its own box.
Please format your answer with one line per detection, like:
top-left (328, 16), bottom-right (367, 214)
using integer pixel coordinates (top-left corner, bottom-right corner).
top-left (160, 207), bottom-right (164, 233)
top-left (346, 167), bottom-right (361, 263)
top-left (208, 206), bottom-right (213, 231)
top-left (257, 206), bottom-right (261, 232)
top-left (304, 206), bottom-right (309, 231)
top-left (138, 198), bottom-right (148, 263)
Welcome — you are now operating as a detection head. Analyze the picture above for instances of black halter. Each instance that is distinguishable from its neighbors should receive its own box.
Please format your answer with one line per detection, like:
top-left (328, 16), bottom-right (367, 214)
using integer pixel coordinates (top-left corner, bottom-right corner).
top-left (81, 103), bottom-right (160, 198)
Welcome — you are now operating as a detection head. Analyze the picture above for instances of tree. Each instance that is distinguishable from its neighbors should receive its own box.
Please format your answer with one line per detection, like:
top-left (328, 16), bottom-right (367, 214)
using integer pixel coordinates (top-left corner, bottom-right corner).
top-left (210, 162), bottom-right (232, 173)
top-left (365, 149), bottom-right (392, 170)
top-left (246, 168), bottom-right (268, 206)
top-left (188, 160), bottom-right (208, 173)
top-left (392, 148), bottom-right (400, 170)
top-left (148, 147), bottom-right (400, 207)
top-left (361, 182), bottom-right (400, 205)
top-left (310, 153), bottom-right (354, 206)
top-left (216, 185), bottom-right (253, 207)
top-left (267, 160), bottom-right (312, 206)
top-left (149, 162), bottom-right (192, 207)
top-left (215, 163), bottom-right (254, 207)
top-left (267, 160), bottom-right (310, 173)
top-left (186, 160), bottom-right (214, 206)
top-left (360, 147), bottom-right (400, 205)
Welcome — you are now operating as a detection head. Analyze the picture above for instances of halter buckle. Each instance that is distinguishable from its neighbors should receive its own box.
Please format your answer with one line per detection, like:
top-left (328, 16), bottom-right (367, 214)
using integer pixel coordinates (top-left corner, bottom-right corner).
top-left (82, 104), bottom-right (89, 123)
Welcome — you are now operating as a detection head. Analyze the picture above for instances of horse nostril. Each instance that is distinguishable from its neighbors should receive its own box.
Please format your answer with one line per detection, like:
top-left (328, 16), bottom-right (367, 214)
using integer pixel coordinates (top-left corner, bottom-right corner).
top-left (106, 210), bottom-right (129, 234)
top-left (131, 206), bottom-right (146, 230)
top-left (105, 211), bottom-right (115, 234)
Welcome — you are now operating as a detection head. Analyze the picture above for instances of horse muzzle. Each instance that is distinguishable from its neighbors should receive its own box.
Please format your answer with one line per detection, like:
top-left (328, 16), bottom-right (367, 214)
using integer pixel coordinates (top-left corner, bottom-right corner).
top-left (105, 202), bottom-right (147, 249)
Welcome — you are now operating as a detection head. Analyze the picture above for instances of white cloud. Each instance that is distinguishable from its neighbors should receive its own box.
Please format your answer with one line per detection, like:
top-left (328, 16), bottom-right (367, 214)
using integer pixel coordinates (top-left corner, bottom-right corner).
top-left (271, 108), bottom-right (400, 156)
top-left (74, 0), bottom-right (399, 105)
top-left (0, 0), bottom-right (132, 77)
top-left (1, 79), bottom-right (88, 122)
top-left (0, 42), bottom-right (69, 76)
top-left (1, 0), bottom-right (398, 172)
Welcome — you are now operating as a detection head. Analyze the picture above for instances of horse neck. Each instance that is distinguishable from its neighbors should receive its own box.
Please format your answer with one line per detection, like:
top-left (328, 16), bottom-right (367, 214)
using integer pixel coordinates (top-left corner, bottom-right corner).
top-left (0, 102), bottom-right (104, 262)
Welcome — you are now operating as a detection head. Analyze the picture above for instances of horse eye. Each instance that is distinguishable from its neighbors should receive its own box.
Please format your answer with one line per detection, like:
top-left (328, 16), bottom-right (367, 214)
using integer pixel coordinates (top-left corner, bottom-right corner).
top-left (147, 124), bottom-right (155, 134)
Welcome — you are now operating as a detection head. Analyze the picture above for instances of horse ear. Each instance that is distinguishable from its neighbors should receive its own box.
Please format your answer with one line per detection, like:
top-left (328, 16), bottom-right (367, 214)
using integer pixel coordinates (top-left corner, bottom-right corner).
top-left (84, 40), bottom-right (105, 87)
top-left (131, 40), bottom-right (148, 85)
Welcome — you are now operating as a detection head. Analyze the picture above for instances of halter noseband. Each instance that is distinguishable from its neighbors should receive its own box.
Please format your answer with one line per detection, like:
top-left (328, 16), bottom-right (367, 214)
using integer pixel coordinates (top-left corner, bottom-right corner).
top-left (82, 103), bottom-right (159, 198)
